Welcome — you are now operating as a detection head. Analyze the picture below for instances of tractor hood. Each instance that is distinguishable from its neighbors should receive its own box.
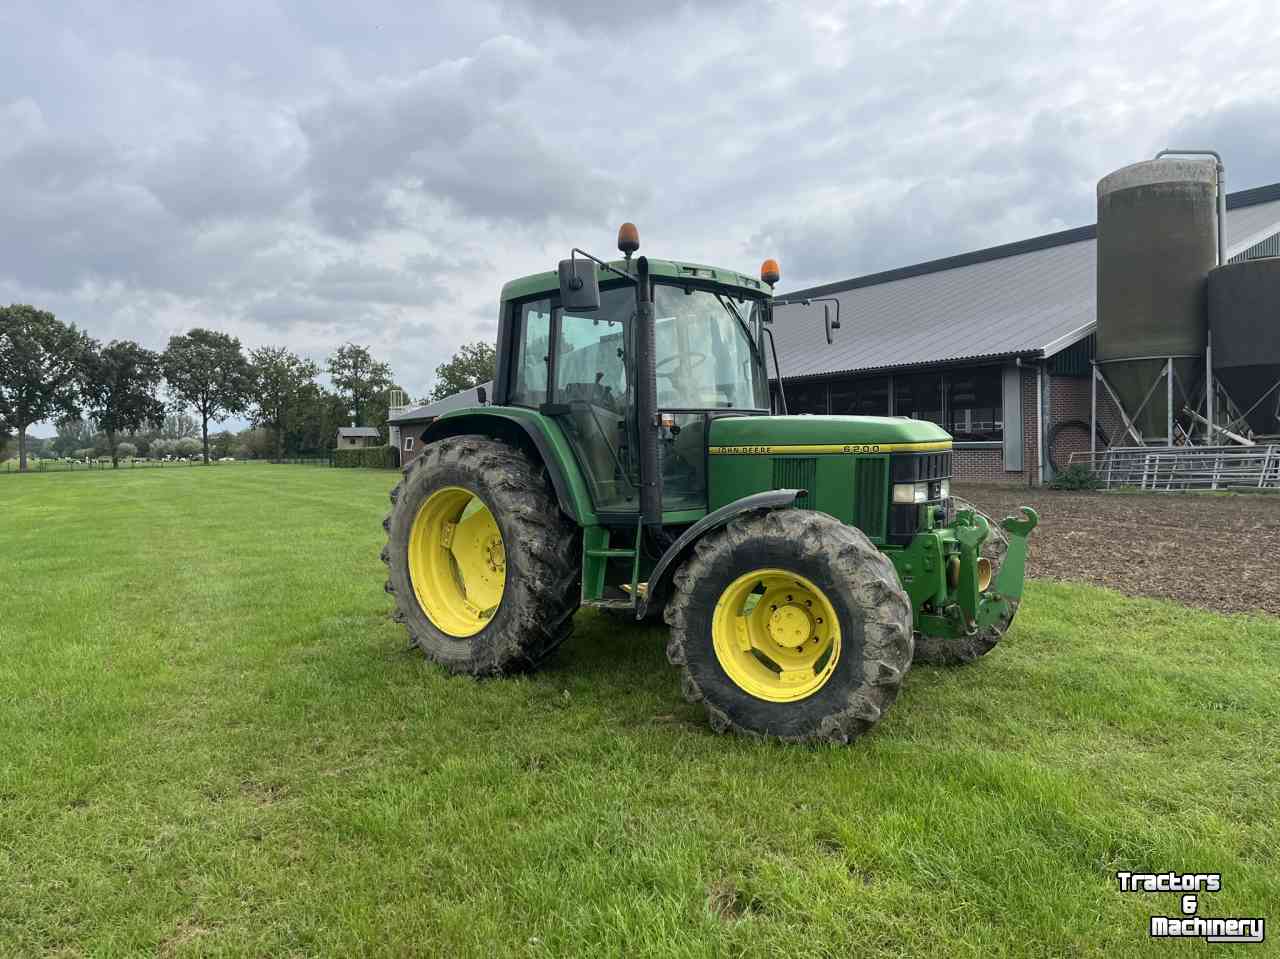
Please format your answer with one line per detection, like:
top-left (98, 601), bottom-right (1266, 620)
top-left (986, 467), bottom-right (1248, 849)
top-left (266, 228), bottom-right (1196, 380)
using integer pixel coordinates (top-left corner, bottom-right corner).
top-left (708, 415), bottom-right (952, 454)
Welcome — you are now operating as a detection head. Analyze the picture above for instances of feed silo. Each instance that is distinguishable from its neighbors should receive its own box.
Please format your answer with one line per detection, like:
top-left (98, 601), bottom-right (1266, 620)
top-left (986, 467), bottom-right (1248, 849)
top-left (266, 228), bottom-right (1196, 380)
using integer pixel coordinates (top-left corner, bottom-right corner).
top-left (1209, 258), bottom-right (1280, 437)
top-left (1096, 158), bottom-right (1218, 439)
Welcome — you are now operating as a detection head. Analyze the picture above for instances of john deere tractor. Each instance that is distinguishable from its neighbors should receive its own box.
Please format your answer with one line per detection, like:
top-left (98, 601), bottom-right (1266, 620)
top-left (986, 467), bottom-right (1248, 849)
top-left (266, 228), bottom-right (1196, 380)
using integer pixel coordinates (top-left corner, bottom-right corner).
top-left (383, 224), bottom-right (1037, 743)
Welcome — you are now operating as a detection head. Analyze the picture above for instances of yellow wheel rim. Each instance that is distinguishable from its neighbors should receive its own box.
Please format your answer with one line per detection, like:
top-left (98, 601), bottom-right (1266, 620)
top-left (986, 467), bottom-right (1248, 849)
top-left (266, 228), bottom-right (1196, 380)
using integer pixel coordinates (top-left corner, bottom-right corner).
top-left (711, 569), bottom-right (841, 703)
top-left (408, 486), bottom-right (506, 638)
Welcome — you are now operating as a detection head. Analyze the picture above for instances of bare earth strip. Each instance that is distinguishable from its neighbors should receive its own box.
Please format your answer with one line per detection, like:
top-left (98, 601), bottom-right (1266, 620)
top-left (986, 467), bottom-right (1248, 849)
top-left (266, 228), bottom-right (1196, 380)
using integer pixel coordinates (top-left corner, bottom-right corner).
top-left (959, 484), bottom-right (1280, 616)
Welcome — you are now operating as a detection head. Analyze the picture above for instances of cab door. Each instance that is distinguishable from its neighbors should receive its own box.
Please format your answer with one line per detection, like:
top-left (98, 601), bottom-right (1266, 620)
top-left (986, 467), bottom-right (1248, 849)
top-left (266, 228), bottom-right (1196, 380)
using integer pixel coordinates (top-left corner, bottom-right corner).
top-left (545, 285), bottom-right (640, 514)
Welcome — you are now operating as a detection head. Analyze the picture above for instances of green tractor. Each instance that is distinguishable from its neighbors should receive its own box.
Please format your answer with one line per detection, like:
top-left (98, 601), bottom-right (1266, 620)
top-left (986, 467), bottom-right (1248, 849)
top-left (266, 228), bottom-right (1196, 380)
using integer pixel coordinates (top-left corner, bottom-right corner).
top-left (382, 224), bottom-right (1037, 743)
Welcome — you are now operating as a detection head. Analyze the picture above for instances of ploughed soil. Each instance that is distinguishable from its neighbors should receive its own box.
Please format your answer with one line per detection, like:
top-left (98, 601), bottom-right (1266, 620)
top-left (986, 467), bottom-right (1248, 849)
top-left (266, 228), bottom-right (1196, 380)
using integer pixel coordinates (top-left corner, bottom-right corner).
top-left (956, 484), bottom-right (1280, 617)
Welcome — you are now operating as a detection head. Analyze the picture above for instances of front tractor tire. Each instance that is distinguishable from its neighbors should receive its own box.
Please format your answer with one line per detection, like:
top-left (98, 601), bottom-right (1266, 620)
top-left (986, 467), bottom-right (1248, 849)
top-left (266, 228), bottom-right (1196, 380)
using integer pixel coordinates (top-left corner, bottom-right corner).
top-left (382, 436), bottom-right (580, 675)
top-left (665, 509), bottom-right (914, 744)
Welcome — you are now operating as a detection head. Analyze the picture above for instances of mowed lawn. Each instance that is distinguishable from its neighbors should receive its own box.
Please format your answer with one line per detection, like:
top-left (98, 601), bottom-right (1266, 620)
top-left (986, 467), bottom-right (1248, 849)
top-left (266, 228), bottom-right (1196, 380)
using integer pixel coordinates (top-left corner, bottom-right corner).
top-left (1, 466), bottom-right (1277, 958)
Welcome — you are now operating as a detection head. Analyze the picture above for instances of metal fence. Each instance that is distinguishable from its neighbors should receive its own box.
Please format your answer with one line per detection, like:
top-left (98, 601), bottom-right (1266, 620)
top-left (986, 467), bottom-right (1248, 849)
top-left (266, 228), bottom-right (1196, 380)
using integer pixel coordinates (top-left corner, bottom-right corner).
top-left (1067, 445), bottom-right (1280, 491)
top-left (270, 457), bottom-right (334, 466)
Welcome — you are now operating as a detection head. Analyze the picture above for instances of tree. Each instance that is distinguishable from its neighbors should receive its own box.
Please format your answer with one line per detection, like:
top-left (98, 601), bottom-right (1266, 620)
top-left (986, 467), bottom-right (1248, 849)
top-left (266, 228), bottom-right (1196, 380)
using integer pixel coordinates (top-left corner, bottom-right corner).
top-left (115, 441), bottom-right (138, 460)
top-left (82, 340), bottom-right (166, 468)
top-left (159, 413), bottom-right (199, 440)
top-left (292, 384), bottom-right (350, 453)
top-left (326, 343), bottom-right (392, 427)
top-left (0, 305), bottom-right (92, 471)
top-left (174, 437), bottom-right (202, 458)
top-left (429, 341), bottom-right (496, 401)
top-left (210, 431), bottom-right (238, 459)
top-left (237, 427), bottom-right (276, 460)
top-left (51, 417), bottom-right (96, 457)
top-left (249, 346), bottom-right (319, 460)
top-left (162, 329), bottom-right (253, 464)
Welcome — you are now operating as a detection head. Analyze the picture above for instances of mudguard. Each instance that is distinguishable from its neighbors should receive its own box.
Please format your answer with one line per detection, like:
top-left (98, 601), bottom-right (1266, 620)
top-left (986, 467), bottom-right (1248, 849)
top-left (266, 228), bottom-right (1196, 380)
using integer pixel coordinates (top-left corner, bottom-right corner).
top-left (637, 489), bottom-right (804, 620)
top-left (418, 408), bottom-right (595, 526)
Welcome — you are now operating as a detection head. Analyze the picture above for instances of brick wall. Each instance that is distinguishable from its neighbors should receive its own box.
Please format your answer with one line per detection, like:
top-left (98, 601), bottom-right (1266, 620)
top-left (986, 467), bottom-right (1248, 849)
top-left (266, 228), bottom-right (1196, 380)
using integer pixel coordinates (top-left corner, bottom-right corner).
top-left (952, 365), bottom-right (1112, 486)
top-left (1044, 373), bottom-right (1127, 474)
top-left (1023, 365), bottom-right (1039, 485)
top-left (953, 446), bottom-right (1012, 483)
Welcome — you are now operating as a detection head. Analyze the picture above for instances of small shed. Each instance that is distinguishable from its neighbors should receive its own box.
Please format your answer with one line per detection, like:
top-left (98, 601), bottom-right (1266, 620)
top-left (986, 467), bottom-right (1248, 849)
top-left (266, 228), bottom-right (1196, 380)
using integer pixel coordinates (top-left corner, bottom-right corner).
top-left (336, 427), bottom-right (382, 449)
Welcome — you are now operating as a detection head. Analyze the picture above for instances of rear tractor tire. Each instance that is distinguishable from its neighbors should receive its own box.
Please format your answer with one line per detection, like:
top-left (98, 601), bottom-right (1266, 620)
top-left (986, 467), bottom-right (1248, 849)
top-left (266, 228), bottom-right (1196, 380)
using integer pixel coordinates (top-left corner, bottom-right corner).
top-left (912, 496), bottom-right (1015, 666)
top-left (382, 435), bottom-right (580, 675)
top-left (664, 509), bottom-right (914, 744)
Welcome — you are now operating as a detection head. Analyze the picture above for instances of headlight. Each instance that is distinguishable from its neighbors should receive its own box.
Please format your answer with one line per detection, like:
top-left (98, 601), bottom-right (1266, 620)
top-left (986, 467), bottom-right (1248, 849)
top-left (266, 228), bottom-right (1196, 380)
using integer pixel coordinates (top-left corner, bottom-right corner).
top-left (892, 481), bottom-right (930, 504)
top-left (939, 478), bottom-right (950, 499)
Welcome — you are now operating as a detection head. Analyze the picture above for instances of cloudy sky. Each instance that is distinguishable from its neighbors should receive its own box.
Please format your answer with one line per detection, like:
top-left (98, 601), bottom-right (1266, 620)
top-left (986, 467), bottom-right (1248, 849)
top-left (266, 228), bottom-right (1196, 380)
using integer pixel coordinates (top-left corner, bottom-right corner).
top-left (4, 0), bottom-right (1278, 419)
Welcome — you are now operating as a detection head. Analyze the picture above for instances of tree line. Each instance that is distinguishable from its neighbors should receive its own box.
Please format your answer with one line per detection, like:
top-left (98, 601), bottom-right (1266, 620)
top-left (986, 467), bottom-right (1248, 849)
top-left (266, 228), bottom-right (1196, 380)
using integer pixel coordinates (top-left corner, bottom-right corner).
top-left (0, 304), bottom-right (498, 472)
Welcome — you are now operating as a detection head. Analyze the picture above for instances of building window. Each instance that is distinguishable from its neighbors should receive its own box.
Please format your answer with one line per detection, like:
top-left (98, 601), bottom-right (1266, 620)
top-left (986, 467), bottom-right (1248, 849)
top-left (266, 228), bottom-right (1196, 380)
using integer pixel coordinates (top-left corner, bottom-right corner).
top-left (403, 437), bottom-right (415, 451)
top-left (947, 368), bottom-right (1003, 442)
top-left (894, 373), bottom-right (944, 426)
top-left (780, 365), bottom-right (1006, 441)
top-left (787, 380), bottom-right (828, 414)
top-left (830, 375), bottom-right (889, 416)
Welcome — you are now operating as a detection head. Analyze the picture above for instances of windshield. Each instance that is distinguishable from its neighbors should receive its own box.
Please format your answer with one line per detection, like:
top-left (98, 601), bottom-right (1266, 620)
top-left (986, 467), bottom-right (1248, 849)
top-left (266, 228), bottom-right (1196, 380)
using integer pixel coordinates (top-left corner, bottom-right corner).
top-left (652, 285), bottom-right (768, 409)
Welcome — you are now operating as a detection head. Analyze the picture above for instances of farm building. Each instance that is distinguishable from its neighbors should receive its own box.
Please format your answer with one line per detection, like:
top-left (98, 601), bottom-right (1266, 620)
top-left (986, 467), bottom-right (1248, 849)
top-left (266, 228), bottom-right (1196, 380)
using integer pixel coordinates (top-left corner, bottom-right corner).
top-left (336, 426), bottom-right (382, 449)
top-left (771, 180), bottom-right (1280, 485)
top-left (388, 382), bottom-right (492, 466)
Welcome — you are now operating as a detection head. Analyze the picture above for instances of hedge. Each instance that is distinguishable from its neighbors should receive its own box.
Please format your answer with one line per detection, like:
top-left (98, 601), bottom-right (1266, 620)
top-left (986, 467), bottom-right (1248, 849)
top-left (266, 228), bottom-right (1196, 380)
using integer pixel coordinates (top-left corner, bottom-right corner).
top-left (334, 446), bottom-right (398, 469)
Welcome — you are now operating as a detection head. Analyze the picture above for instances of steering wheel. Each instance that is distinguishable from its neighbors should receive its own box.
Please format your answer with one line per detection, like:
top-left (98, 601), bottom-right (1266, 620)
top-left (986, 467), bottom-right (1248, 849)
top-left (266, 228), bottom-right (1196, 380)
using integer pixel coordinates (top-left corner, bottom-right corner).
top-left (655, 351), bottom-right (709, 380)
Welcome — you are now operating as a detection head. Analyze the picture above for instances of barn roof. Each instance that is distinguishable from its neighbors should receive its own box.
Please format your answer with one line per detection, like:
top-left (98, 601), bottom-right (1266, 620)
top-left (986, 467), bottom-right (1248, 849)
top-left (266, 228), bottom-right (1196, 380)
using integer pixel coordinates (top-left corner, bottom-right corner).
top-left (771, 183), bottom-right (1280, 381)
top-left (389, 382), bottom-right (493, 424)
top-left (337, 427), bottom-right (381, 438)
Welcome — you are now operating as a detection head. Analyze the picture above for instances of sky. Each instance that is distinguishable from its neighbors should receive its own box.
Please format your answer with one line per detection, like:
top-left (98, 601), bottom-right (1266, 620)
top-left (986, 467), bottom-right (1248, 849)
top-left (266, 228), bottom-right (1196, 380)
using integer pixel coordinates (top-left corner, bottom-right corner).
top-left (4, 0), bottom-right (1279, 435)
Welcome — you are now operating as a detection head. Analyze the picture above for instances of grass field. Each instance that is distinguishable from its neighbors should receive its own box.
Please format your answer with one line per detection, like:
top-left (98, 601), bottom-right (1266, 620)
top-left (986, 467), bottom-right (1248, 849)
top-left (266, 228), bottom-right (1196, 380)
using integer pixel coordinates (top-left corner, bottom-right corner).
top-left (1, 465), bottom-right (1277, 957)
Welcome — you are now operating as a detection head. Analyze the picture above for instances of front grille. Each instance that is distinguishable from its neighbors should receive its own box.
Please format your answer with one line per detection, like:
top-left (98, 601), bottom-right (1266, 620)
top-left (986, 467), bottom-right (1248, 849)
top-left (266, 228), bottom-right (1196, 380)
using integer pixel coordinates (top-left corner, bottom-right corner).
top-left (891, 450), bottom-right (952, 483)
top-left (773, 457), bottom-right (816, 508)
top-left (853, 457), bottom-right (888, 541)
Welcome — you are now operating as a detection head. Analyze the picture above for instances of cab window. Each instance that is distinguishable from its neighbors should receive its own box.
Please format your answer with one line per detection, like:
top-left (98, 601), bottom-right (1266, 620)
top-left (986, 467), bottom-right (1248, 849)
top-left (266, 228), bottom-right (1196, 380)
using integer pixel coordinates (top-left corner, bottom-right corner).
top-left (510, 298), bottom-right (552, 407)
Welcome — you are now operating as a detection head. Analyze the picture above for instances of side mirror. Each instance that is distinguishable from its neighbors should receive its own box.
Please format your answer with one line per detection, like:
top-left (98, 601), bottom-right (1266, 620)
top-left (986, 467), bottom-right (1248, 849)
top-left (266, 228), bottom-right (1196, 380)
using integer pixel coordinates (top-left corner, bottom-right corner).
top-left (558, 258), bottom-right (600, 311)
top-left (476, 385), bottom-right (487, 405)
top-left (824, 304), bottom-right (834, 344)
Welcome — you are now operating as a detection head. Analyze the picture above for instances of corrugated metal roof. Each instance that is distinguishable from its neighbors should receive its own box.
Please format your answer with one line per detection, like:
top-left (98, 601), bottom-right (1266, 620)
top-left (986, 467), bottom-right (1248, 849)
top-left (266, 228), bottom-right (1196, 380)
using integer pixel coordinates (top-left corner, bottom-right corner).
top-left (772, 185), bottom-right (1280, 380)
top-left (337, 427), bottom-right (381, 437)
top-left (389, 381), bottom-right (493, 423)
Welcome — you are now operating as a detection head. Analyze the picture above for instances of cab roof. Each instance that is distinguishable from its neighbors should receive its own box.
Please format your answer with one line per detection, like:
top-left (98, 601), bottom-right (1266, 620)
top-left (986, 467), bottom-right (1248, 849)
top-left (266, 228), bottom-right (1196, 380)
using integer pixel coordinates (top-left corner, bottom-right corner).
top-left (499, 257), bottom-right (772, 303)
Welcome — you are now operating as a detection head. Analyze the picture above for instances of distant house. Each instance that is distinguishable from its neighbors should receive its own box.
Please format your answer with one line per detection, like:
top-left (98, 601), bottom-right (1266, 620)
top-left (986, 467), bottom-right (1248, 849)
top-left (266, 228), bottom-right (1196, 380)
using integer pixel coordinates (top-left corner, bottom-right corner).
top-left (336, 427), bottom-right (382, 449)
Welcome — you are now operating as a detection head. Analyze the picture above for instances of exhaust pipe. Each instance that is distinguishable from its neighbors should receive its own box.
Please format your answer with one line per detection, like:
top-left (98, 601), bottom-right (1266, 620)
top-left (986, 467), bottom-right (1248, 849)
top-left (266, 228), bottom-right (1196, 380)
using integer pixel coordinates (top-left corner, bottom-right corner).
top-left (634, 256), bottom-right (662, 526)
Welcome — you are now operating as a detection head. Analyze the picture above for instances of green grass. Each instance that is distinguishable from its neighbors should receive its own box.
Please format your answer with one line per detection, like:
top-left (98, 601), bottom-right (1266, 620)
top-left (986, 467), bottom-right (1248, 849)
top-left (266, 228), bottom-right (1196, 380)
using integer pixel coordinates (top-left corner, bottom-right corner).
top-left (1, 465), bottom-right (1276, 957)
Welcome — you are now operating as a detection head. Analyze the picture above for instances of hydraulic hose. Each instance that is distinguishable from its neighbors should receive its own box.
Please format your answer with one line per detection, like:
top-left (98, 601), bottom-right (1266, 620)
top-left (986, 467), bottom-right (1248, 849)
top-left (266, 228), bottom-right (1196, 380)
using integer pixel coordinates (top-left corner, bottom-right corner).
top-left (1047, 418), bottom-right (1109, 474)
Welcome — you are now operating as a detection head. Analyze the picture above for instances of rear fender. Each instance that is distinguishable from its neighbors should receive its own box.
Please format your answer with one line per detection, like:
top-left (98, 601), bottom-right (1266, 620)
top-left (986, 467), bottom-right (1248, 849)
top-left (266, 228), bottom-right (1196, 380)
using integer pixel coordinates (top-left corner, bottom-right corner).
top-left (418, 409), bottom-right (596, 526)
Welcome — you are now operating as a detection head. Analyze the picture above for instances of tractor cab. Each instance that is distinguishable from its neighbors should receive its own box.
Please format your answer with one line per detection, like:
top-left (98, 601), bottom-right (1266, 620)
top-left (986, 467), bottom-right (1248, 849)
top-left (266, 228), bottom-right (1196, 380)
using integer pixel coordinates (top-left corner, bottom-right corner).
top-left (492, 231), bottom-right (775, 519)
